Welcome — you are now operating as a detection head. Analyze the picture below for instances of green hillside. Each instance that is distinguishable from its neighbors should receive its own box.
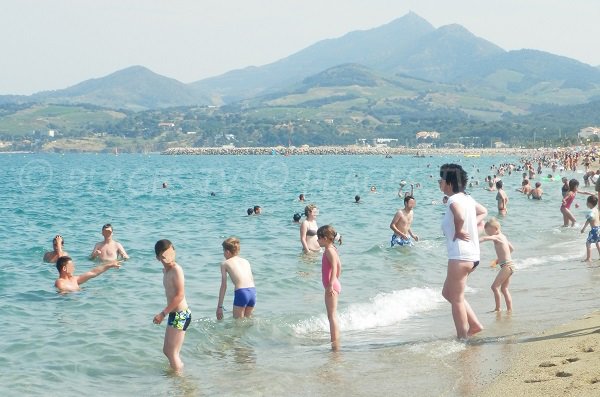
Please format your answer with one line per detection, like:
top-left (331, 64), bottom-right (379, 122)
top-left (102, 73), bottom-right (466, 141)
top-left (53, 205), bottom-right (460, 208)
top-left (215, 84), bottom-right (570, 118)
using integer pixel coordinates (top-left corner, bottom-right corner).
top-left (0, 104), bottom-right (126, 136)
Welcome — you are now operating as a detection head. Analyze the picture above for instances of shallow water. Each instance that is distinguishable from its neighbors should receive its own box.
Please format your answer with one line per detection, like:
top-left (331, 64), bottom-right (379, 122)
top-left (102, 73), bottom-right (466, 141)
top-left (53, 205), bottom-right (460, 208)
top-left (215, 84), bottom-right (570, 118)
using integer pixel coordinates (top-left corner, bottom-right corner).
top-left (1, 153), bottom-right (599, 396)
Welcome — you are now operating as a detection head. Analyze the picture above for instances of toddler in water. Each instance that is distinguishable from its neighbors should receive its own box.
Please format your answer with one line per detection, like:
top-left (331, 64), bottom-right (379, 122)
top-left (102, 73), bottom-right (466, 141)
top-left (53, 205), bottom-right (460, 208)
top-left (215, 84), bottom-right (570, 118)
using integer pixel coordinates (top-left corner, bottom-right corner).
top-left (479, 218), bottom-right (514, 312)
top-left (317, 225), bottom-right (342, 350)
top-left (581, 195), bottom-right (600, 262)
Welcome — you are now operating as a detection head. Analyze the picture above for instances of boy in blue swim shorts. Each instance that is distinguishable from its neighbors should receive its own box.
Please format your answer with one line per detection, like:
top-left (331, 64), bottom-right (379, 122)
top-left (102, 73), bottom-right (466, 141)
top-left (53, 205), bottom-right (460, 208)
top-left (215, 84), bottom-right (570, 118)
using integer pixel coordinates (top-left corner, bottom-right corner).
top-left (581, 195), bottom-right (600, 262)
top-left (216, 237), bottom-right (256, 320)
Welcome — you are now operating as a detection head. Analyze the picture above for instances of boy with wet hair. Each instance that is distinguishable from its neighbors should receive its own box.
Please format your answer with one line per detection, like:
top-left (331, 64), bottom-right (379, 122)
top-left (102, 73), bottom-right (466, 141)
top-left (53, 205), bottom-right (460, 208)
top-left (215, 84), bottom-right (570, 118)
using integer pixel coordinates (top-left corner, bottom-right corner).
top-left (216, 237), bottom-right (256, 320)
top-left (44, 235), bottom-right (68, 263)
top-left (153, 239), bottom-right (191, 372)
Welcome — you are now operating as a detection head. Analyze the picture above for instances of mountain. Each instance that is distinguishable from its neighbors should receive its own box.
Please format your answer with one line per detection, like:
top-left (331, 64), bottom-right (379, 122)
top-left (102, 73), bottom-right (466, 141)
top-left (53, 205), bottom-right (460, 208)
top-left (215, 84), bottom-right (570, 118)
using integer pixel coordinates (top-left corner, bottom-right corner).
top-left (190, 12), bottom-right (436, 102)
top-left (31, 66), bottom-right (210, 110)
top-left (3, 12), bottom-right (600, 113)
top-left (192, 12), bottom-right (600, 103)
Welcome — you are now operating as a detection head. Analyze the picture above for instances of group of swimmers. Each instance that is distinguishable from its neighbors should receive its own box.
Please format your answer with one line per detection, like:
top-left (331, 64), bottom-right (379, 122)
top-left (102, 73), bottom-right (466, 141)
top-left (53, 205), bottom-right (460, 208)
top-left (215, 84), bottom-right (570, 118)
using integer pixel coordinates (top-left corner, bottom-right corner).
top-left (46, 148), bottom-right (600, 371)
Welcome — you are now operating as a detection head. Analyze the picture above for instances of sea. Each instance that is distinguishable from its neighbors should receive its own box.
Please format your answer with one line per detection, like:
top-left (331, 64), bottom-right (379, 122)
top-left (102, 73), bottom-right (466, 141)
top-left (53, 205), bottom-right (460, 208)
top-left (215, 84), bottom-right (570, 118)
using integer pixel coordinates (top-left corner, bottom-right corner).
top-left (2, 152), bottom-right (600, 397)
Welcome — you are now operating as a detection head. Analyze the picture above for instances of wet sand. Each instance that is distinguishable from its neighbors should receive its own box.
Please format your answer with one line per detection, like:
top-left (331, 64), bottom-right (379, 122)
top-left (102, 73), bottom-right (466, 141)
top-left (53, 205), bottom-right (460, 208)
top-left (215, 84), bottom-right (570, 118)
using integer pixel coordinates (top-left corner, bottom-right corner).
top-left (480, 311), bottom-right (600, 397)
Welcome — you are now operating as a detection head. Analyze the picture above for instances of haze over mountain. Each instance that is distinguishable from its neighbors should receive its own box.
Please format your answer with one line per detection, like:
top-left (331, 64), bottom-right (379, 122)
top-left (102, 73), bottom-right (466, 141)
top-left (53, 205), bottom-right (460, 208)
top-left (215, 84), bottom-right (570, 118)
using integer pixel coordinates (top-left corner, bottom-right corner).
top-left (3, 12), bottom-right (600, 111)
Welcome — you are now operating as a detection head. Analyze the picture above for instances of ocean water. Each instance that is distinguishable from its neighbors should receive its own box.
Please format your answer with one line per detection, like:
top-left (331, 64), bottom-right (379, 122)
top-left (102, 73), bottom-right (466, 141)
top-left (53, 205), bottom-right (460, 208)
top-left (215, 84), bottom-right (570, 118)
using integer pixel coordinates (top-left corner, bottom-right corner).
top-left (2, 153), bottom-right (600, 397)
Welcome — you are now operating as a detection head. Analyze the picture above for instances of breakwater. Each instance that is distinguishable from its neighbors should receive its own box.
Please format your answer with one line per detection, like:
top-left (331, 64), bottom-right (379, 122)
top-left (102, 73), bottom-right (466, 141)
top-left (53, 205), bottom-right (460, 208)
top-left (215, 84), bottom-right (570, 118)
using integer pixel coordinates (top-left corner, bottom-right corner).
top-left (161, 146), bottom-right (530, 156)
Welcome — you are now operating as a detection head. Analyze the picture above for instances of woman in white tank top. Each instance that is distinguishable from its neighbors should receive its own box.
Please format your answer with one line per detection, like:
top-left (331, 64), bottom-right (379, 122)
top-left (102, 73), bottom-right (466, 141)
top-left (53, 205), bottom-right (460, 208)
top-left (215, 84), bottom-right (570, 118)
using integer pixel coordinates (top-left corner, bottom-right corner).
top-left (439, 164), bottom-right (488, 339)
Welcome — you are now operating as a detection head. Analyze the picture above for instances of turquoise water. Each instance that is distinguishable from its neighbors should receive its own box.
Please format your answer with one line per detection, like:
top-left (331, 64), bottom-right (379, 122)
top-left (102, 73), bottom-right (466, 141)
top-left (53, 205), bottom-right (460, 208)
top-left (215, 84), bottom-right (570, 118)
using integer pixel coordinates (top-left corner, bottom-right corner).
top-left (2, 153), bottom-right (600, 396)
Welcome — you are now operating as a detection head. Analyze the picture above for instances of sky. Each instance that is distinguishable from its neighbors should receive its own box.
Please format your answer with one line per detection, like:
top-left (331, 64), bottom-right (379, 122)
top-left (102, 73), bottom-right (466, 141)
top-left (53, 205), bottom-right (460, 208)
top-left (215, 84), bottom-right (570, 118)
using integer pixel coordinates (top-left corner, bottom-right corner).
top-left (1, 0), bottom-right (599, 95)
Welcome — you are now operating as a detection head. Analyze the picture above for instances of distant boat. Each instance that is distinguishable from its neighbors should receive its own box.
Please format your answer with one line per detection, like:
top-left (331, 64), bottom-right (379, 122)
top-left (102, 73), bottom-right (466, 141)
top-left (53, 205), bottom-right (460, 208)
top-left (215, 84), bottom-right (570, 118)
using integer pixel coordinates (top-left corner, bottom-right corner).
top-left (464, 153), bottom-right (481, 158)
top-left (114, 147), bottom-right (119, 156)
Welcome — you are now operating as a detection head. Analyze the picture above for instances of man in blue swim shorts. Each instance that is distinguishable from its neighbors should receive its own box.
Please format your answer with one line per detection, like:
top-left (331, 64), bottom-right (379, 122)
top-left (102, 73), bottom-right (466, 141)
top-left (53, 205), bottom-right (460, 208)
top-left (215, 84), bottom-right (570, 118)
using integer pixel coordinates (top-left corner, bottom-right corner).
top-left (389, 195), bottom-right (419, 248)
top-left (391, 234), bottom-right (414, 247)
top-left (216, 237), bottom-right (257, 319)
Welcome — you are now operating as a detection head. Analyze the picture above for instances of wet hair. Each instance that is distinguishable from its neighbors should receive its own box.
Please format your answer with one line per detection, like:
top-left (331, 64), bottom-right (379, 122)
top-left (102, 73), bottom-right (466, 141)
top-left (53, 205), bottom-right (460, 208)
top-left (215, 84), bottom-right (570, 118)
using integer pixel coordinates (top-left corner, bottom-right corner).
top-left (404, 195), bottom-right (415, 205)
top-left (154, 239), bottom-right (173, 257)
top-left (56, 256), bottom-right (72, 272)
top-left (253, 205), bottom-right (261, 212)
top-left (535, 182), bottom-right (542, 188)
top-left (102, 223), bottom-right (113, 231)
top-left (568, 178), bottom-right (579, 192)
top-left (304, 204), bottom-right (317, 217)
top-left (495, 180), bottom-right (503, 189)
top-left (299, 194), bottom-right (305, 201)
top-left (247, 208), bottom-right (254, 215)
top-left (316, 225), bottom-right (337, 242)
top-left (293, 213), bottom-right (302, 222)
top-left (587, 195), bottom-right (598, 207)
top-left (355, 195), bottom-right (360, 202)
top-left (222, 237), bottom-right (240, 255)
top-left (522, 179), bottom-right (529, 186)
top-left (484, 217), bottom-right (501, 231)
top-left (439, 164), bottom-right (467, 193)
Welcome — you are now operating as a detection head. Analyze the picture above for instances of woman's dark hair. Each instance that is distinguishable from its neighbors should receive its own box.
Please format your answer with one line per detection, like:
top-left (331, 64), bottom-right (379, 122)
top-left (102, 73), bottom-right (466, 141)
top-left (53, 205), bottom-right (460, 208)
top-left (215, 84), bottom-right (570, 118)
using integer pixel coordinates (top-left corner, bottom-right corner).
top-left (440, 163), bottom-right (468, 193)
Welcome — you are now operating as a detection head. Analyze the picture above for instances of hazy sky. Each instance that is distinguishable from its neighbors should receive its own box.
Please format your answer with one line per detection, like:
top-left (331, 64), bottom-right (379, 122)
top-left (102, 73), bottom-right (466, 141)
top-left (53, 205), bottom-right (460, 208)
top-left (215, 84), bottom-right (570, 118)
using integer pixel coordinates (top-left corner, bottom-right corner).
top-left (1, 0), bottom-right (599, 95)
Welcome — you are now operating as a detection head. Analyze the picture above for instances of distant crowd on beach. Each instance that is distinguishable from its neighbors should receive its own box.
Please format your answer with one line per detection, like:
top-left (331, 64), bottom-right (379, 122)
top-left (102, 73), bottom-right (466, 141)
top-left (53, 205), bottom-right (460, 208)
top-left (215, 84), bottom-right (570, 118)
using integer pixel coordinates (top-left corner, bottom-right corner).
top-left (44, 145), bottom-right (600, 372)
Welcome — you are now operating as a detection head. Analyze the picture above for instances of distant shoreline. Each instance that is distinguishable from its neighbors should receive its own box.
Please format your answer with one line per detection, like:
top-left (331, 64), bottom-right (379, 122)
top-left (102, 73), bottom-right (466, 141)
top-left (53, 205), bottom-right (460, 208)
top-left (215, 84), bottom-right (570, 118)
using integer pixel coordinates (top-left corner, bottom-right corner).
top-left (161, 146), bottom-right (539, 156)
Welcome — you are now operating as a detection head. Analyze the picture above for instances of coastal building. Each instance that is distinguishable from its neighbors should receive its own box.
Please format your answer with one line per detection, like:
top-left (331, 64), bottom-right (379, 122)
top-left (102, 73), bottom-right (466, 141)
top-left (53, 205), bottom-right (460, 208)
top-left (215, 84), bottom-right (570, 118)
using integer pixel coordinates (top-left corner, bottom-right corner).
top-left (416, 131), bottom-right (440, 140)
top-left (373, 138), bottom-right (398, 147)
top-left (578, 126), bottom-right (600, 139)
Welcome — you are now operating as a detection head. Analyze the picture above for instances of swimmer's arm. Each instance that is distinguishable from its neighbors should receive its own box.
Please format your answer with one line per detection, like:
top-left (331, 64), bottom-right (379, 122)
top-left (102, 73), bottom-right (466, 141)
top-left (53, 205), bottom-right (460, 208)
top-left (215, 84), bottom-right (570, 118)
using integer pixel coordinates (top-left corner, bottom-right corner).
top-left (479, 235), bottom-right (496, 243)
top-left (475, 202), bottom-right (487, 228)
top-left (299, 222), bottom-right (310, 252)
top-left (325, 249), bottom-right (339, 294)
top-left (389, 211), bottom-right (407, 239)
top-left (408, 228), bottom-right (418, 241)
top-left (163, 266), bottom-right (185, 314)
top-left (76, 261), bottom-right (121, 285)
top-left (154, 266), bottom-right (185, 324)
top-left (90, 243), bottom-right (101, 260)
top-left (450, 202), bottom-right (468, 241)
top-left (581, 219), bottom-right (590, 233)
top-left (216, 263), bottom-right (228, 320)
top-left (508, 240), bottom-right (514, 253)
top-left (117, 243), bottom-right (129, 260)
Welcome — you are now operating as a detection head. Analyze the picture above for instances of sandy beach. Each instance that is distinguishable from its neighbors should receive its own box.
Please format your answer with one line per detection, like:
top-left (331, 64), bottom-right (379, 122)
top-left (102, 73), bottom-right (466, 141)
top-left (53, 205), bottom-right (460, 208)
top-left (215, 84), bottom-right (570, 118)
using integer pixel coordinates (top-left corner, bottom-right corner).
top-left (481, 312), bottom-right (600, 397)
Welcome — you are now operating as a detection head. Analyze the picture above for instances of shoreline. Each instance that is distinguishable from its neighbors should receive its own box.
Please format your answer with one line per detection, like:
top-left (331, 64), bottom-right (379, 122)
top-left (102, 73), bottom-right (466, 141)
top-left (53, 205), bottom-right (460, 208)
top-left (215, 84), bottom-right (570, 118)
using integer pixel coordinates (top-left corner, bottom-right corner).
top-left (480, 311), bottom-right (600, 396)
top-left (161, 146), bottom-right (539, 156)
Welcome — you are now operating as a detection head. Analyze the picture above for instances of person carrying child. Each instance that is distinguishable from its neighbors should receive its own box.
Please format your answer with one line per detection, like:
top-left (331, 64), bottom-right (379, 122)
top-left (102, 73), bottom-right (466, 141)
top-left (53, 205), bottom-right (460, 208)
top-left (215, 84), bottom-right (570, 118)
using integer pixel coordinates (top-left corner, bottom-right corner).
top-left (479, 218), bottom-right (514, 312)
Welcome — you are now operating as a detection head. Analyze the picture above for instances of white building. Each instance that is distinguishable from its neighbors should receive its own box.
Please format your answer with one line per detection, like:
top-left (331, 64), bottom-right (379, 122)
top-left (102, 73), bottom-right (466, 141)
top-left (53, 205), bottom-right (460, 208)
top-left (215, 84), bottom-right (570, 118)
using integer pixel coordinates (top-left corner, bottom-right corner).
top-left (579, 127), bottom-right (600, 139)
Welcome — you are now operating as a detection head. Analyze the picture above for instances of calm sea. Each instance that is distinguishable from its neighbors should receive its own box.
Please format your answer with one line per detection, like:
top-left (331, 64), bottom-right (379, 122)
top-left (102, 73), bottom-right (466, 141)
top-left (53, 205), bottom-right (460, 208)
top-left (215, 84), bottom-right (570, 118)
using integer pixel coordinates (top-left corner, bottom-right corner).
top-left (2, 153), bottom-right (599, 396)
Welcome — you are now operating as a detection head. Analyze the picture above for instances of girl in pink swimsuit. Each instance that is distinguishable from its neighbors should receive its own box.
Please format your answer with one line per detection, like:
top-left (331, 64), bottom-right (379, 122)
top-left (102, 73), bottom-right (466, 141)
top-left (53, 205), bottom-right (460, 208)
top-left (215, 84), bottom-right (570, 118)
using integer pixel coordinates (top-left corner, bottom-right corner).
top-left (317, 225), bottom-right (342, 350)
top-left (560, 178), bottom-right (591, 227)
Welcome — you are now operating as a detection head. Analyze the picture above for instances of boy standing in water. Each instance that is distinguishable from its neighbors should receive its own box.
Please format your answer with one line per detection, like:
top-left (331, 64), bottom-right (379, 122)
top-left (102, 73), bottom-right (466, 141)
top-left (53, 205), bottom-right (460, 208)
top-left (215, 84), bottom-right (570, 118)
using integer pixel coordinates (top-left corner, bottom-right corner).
top-left (153, 240), bottom-right (191, 372)
top-left (479, 218), bottom-right (514, 312)
top-left (216, 237), bottom-right (256, 320)
top-left (581, 195), bottom-right (600, 262)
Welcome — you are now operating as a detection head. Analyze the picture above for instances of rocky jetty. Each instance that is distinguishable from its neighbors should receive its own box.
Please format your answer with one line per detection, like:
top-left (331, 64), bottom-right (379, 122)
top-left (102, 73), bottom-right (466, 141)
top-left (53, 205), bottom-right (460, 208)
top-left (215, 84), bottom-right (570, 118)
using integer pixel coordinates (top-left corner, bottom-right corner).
top-left (161, 146), bottom-right (531, 156)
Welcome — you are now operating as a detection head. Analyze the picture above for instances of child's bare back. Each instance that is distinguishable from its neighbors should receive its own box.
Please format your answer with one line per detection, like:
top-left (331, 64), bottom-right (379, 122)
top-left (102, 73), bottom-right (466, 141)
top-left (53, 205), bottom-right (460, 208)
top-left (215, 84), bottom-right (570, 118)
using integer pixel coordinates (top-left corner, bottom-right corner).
top-left (222, 256), bottom-right (255, 290)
